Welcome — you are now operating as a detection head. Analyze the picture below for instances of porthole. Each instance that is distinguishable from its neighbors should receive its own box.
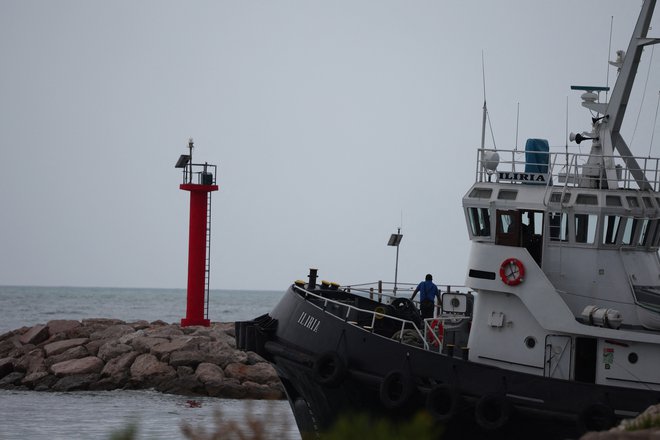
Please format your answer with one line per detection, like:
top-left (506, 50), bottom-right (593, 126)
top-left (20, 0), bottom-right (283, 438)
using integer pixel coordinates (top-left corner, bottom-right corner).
top-left (524, 336), bottom-right (536, 349)
top-left (628, 352), bottom-right (638, 364)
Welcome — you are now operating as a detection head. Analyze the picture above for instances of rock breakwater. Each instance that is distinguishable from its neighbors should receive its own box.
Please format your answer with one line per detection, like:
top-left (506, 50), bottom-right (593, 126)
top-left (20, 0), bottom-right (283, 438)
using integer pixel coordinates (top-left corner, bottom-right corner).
top-left (0, 319), bottom-right (284, 399)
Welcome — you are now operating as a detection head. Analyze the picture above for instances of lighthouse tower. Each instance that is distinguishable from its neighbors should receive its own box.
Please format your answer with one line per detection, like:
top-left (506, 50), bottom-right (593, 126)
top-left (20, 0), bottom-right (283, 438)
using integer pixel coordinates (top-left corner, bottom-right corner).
top-left (175, 139), bottom-right (218, 327)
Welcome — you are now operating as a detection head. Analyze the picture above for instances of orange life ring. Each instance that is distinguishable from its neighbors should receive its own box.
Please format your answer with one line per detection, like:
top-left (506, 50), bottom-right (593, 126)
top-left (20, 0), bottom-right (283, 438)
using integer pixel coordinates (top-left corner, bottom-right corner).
top-left (499, 258), bottom-right (525, 286)
top-left (426, 319), bottom-right (444, 347)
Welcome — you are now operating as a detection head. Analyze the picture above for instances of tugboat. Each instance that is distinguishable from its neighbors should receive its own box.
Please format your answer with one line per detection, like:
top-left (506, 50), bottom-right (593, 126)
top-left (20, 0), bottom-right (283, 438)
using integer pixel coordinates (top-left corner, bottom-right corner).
top-left (237, 1), bottom-right (660, 437)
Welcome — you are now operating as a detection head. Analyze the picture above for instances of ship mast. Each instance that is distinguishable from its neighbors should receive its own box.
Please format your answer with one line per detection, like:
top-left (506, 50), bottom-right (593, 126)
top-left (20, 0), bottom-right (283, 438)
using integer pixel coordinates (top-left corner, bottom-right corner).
top-left (578, 0), bottom-right (660, 190)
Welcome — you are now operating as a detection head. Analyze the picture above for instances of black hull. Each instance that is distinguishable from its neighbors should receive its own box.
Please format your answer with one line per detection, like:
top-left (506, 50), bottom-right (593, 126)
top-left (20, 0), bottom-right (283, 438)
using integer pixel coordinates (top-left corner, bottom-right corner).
top-left (236, 286), bottom-right (660, 439)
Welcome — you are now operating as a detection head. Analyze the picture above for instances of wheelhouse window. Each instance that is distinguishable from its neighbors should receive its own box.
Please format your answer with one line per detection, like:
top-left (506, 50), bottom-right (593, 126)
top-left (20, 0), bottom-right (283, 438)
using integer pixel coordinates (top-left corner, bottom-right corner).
top-left (469, 188), bottom-right (493, 199)
top-left (638, 219), bottom-right (652, 246)
top-left (622, 218), bottom-right (638, 245)
top-left (602, 215), bottom-right (623, 245)
top-left (548, 212), bottom-right (568, 241)
top-left (575, 214), bottom-right (598, 244)
top-left (468, 207), bottom-right (491, 237)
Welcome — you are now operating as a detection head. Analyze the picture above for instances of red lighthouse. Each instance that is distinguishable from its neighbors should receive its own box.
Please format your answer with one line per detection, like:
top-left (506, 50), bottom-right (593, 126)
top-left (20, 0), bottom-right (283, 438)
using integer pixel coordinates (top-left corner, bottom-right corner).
top-left (175, 139), bottom-right (218, 327)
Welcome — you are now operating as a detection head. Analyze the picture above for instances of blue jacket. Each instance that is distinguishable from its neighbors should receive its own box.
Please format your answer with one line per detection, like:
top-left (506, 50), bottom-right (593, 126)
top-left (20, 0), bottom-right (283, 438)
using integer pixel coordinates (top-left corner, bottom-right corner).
top-left (416, 280), bottom-right (439, 303)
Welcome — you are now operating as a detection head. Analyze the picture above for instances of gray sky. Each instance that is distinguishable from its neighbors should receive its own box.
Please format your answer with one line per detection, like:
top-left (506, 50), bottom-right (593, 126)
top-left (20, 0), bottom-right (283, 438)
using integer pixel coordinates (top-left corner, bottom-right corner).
top-left (1, 1), bottom-right (659, 291)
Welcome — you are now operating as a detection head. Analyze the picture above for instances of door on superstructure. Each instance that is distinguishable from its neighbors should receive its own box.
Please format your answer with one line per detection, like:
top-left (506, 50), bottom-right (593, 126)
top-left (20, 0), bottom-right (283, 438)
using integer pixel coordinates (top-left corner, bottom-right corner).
top-left (544, 335), bottom-right (572, 380)
top-left (495, 209), bottom-right (544, 266)
top-left (495, 210), bottom-right (520, 246)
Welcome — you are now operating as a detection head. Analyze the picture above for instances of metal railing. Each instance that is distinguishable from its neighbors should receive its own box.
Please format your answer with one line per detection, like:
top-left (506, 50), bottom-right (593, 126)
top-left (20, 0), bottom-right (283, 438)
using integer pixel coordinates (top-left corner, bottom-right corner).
top-left (292, 285), bottom-right (470, 352)
top-left (341, 281), bottom-right (471, 317)
top-left (181, 163), bottom-right (218, 186)
top-left (475, 148), bottom-right (660, 191)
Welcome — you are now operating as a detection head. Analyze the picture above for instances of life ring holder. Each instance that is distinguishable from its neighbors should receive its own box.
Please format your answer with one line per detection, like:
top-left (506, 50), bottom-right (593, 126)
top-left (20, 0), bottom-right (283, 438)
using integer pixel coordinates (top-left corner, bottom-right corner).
top-left (499, 258), bottom-right (525, 286)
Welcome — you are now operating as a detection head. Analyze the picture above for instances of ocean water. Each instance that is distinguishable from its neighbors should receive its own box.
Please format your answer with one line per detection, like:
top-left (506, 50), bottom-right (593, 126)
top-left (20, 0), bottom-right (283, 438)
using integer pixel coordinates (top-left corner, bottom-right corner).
top-left (0, 286), bottom-right (299, 440)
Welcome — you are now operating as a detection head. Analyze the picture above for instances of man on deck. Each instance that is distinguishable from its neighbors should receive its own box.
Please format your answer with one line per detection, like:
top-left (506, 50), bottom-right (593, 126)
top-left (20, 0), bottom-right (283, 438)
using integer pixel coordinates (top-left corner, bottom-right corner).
top-left (410, 274), bottom-right (439, 320)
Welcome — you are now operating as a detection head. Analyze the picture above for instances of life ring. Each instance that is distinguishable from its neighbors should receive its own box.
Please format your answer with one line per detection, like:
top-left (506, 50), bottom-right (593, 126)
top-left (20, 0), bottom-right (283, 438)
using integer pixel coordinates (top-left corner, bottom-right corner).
top-left (426, 384), bottom-right (460, 422)
top-left (474, 393), bottom-right (511, 431)
top-left (312, 351), bottom-right (347, 387)
top-left (577, 403), bottom-right (616, 433)
top-left (499, 258), bottom-right (525, 286)
top-left (426, 319), bottom-right (444, 347)
top-left (379, 370), bottom-right (415, 409)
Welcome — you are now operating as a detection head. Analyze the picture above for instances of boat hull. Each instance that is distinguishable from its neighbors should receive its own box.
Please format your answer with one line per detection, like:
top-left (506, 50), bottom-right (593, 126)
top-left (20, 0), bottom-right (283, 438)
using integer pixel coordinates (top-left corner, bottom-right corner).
top-left (237, 286), bottom-right (660, 438)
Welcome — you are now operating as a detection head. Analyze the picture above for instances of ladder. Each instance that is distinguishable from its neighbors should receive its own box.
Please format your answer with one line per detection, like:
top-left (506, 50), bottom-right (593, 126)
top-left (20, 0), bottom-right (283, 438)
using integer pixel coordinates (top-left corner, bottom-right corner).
top-left (204, 193), bottom-right (212, 320)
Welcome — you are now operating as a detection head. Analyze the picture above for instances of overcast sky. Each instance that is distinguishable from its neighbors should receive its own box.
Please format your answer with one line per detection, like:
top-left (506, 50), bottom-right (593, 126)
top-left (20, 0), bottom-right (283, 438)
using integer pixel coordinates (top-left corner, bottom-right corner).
top-left (1, 1), bottom-right (659, 291)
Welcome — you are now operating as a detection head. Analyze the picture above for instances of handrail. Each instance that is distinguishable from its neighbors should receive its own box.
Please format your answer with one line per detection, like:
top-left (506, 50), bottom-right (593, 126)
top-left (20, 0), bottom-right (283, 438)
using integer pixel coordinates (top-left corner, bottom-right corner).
top-left (476, 148), bottom-right (660, 191)
top-left (292, 285), bottom-right (470, 353)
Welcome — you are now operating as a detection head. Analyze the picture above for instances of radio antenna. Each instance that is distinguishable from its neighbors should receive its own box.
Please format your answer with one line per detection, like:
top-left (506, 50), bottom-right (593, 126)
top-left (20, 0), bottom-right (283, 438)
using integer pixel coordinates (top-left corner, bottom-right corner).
top-left (481, 51), bottom-right (487, 150)
top-left (606, 15), bottom-right (614, 102)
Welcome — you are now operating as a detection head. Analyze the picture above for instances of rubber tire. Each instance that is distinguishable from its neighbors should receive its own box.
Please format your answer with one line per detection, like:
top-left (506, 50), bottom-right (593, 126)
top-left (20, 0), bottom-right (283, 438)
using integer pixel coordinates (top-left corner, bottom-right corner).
top-left (312, 351), bottom-right (347, 387)
top-left (474, 393), bottom-right (511, 431)
top-left (391, 298), bottom-right (414, 312)
top-left (379, 370), bottom-right (414, 409)
top-left (426, 384), bottom-right (460, 422)
top-left (578, 403), bottom-right (616, 433)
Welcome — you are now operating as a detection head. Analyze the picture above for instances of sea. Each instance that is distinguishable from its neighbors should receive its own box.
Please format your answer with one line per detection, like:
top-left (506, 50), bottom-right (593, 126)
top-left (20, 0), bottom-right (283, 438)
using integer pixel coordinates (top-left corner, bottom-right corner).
top-left (0, 286), bottom-right (299, 440)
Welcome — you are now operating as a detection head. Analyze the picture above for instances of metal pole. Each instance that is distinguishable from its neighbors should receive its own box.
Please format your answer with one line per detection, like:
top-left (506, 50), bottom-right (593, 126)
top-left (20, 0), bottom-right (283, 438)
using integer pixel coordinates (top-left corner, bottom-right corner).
top-left (394, 227), bottom-right (400, 296)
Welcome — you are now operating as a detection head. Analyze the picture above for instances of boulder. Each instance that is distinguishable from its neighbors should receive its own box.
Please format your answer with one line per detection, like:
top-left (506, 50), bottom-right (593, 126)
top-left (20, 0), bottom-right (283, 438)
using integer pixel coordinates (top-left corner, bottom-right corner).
top-left (82, 318), bottom-right (126, 326)
top-left (46, 346), bottom-right (89, 368)
top-left (101, 351), bottom-right (140, 378)
top-left (15, 348), bottom-right (45, 374)
top-left (127, 320), bottom-right (151, 330)
top-left (51, 356), bottom-right (104, 376)
top-left (32, 374), bottom-right (58, 391)
top-left (150, 337), bottom-right (198, 357)
top-left (18, 324), bottom-right (49, 345)
top-left (52, 373), bottom-right (100, 391)
top-left (195, 362), bottom-right (225, 385)
top-left (169, 350), bottom-right (212, 367)
top-left (224, 362), bottom-right (278, 385)
top-left (97, 342), bottom-right (132, 362)
top-left (145, 326), bottom-right (183, 338)
top-left (205, 377), bottom-right (246, 399)
top-left (46, 320), bottom-right (81, 336)
top-left (0, 371), bottom-right (25, 387)
top-left (0, 357), bottom-right (15, 378)
top-left (43, 338), bottom-right (89, 357)
top-left (212, 348), bottom-right (248, 369)
top-left (246, 351), bottom-right (265, 365)
top-left (242, 381), bottom-right (283, 400)
top-left (129, 353), bottom-right (176, 383)
top-left (90, 324), bottom-right (135, 341)
top-left (131, 336), bottom-right (168, 353)
top-left (0, 339), bottom-right (19, 357)
top-left (84, 338), bottom-right (112, 356)
top-left (118, 329), bottom-right (145, 345)
top-left (156, 375), bottom-right (204, 395)
top-left (21, 371), bottom-right (49, 386)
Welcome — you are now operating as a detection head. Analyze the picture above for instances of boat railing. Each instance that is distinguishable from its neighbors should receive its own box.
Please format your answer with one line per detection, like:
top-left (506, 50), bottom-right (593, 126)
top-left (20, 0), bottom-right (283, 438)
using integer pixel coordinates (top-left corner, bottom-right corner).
top-left (475, 148), bottom-right (660, 191)
top-left (341, 281), bottom-right (471, 317)
top-left (292, 284), bottom-right (469, 353)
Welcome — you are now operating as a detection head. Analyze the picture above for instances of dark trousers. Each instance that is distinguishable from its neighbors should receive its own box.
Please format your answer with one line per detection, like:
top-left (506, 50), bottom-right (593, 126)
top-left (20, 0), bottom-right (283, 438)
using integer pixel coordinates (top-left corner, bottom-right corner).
top-left (420, 300), bottom-right (434, 320)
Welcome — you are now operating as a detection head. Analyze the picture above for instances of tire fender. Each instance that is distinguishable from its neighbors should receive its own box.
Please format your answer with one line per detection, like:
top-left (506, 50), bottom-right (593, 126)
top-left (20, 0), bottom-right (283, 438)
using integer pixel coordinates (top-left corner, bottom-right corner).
top-left (474, 393), bottom-right (511, 431)
top-left (379, 370), bottom-right (415, 409)
top-left (312, 351), bottom-right (347, 387)
top-left (426, 384), bottom-right (460, 422)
